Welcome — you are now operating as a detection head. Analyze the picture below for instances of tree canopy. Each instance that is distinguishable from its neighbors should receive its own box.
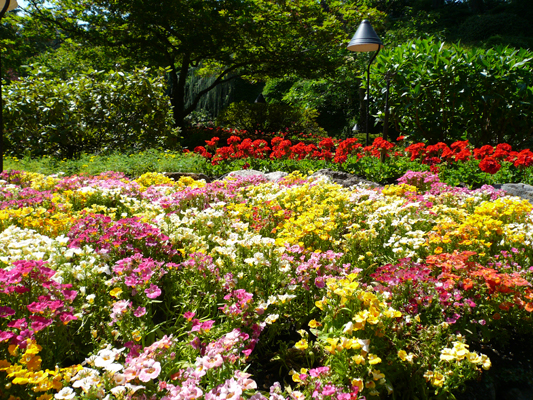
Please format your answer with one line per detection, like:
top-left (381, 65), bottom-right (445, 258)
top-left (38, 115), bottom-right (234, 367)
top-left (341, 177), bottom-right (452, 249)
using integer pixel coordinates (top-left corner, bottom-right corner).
top-left (23, 0), bottom-right (385, 137)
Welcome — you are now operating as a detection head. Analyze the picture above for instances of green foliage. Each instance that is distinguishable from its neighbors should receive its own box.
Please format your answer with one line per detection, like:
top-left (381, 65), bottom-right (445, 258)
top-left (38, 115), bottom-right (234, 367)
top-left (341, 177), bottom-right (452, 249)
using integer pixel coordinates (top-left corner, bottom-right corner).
top-left (458, 13), bottom-right (532, 43)
top-left (216, 101), bottom-right (325, 136)
top-left (0, 11), bottom-right (60, 81)
top-left (269, 77), bottom-right (360, 138)
top-left (25, 0), bottom-right (388, 135)
top-left (4, 149), bottom-right (207, 178)
top-left (3, 67), bottom-right (179, 159)
top-left (370, 39), bottom-right (533, 147)
top-left (28, 39), bottom-right (136, 80)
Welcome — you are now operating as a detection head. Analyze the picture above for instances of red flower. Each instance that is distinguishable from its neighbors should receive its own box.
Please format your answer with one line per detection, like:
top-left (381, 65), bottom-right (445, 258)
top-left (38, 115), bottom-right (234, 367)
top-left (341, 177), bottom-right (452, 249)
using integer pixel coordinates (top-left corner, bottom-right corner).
top-left (396, 136), bottom-right (405, 141)
top-left (425, 142), bottom-right (449, 158)
top-left (514, 149), bottom-right (533, 168)
top-left (479, 156), bottom-right (501, 174)
top-left (450, 140), bottom-right (469, 151)
top-left (454, 148), bottom-right (471, 162)
top-left (205, 137), bottom-right (220, 147)
top-left (405, 142), bottom-right (426, 161)
top-left (194, 146), bottom-right (212, 159)
top-left (227, 135), bottom-right (242, 145)
top-left (474, 145), bottom-right (494, 160)
top-left (319, 137), bottom-right (335, 151)
top-left (496, 143), bottom-right (512, 152)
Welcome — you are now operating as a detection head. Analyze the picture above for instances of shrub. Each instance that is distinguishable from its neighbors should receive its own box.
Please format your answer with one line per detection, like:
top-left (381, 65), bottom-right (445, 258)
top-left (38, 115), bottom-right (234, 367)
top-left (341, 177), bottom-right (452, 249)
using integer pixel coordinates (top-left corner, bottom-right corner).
top-left (370, 39), bottom-right (533, 148)
top-left (216, 101), bottom-right (325, 136)
top-left (3, 67), bottom-right (179, 159)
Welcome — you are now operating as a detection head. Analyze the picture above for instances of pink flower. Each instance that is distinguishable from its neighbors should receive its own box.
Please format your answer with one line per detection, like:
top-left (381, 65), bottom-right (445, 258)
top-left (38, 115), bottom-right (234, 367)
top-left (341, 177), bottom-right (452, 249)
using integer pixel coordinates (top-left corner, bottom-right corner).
top-left (30, 316), bottom-right (53, 332)
top-left (183, 311), bottom-right (196, 321)
top-left (134, 307), bottom-right (147, 317)
top-left (145, 284), bottom-right (161, 299)
top-left (196, 354), bottom-right (223, 370)
top-left (59, 312), bottom-right (77, 325)
top-left (7, 318), bottom-right (26, 329)
top-left (0, 306), bottom-right (15, 318)
top-left (61, 289), bottom-right (78, 302)
top-left (219, 378), bottom-right (242, 400)
top-left (234, 370), bottom-right (257, 390)
top-left (0, 331), bottom-right (14, 342)
top-left (138, 360), bottom-right (162, 382)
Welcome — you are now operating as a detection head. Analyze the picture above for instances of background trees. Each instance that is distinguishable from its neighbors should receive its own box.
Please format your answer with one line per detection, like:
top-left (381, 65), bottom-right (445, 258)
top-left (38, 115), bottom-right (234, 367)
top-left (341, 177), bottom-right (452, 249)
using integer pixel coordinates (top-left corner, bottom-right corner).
top-left (1, 0), bottom-right (532, 157)
top-left (23, 0), bottom-right (381, 138)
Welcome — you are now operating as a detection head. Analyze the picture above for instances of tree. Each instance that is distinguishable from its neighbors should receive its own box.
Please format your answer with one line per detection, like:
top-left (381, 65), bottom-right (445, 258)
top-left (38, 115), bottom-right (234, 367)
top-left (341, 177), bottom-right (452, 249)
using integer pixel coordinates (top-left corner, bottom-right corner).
top-left (25, 0), bottom-right (382, 139)
top-left (0, 10), bottom-right (59, 81)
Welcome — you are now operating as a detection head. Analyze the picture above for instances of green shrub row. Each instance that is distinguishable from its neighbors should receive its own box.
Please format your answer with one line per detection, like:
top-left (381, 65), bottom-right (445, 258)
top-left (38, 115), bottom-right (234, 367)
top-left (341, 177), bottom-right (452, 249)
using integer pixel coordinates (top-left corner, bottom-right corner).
top-left (3, 67), bottom-right (179, 159)
top-left (370, 39), bottom-right (533, 148)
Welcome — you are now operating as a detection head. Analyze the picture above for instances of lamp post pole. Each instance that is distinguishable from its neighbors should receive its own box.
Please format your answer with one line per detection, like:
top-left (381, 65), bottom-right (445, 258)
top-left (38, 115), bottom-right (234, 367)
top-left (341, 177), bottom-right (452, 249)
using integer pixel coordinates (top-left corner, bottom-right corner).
top-left (347, 20), bottom-right (384, 146)
top-left (0, 0), bottom-right (18, 173)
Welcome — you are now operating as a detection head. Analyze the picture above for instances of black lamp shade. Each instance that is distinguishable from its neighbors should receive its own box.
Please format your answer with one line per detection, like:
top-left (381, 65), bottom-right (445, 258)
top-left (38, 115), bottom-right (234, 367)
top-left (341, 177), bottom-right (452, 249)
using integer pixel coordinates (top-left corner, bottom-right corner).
top-left (347, 20), bottom-right (384, 52)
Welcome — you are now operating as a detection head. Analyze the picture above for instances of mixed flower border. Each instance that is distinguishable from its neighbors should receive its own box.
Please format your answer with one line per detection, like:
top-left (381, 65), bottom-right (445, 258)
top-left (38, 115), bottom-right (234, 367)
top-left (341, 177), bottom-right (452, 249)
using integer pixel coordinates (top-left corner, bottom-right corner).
top-left (0, 168), bottom-right (532, 400)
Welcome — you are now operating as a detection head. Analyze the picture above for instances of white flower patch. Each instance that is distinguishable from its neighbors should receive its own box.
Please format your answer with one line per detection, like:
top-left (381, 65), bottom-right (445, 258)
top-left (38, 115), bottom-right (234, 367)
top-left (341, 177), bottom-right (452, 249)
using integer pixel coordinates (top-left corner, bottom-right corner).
top-left (384, 230), bottom-right (428, 262)
top-left (0, 225), bottom-right (66, 265)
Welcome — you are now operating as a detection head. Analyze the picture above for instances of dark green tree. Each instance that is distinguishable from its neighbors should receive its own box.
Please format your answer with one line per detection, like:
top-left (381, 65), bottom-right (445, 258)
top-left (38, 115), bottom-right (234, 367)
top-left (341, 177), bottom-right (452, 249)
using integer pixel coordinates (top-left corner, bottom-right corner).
top-left (25, 0), bottom-right (383, 140)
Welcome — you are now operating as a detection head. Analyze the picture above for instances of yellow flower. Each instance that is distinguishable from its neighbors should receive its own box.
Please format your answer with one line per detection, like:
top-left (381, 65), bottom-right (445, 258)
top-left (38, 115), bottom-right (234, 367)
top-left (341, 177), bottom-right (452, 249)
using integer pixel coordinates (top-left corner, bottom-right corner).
top-left (309, 319), bottom-right (322, 328)
top-left (430, 372), bottom-right (445, 387)
top-left (295, 339), bottom-right (308, 350)
top-left (325, 338), bottom-right (342, 354)
top-left (351, 378), bottom-right (364, 392)
top-left (372, 370), bottom-right (385, 380)
top-left (398, 350), bottom-right (408, 361)
top-left (440, 348), bottom-right (455, 361)
top-left (132, 330), bottom-right (142, 342)
top-left (110, 287), bottom-right (123, 298)
top-left (8, 345), bottom-right (18, 357)
top-left (368, 354), bottom-right (382, 365)
top-left (366, 380), bottom-right (376, 389)
top-left (352, 354), bottom-right (366, 365)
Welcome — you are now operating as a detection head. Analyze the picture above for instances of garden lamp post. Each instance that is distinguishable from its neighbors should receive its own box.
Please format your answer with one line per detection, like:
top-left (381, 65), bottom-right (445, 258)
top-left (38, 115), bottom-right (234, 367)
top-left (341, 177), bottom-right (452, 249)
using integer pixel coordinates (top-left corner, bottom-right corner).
top-left (347, 20), bottom-right (384, 146)
top-left (0, 0), bottom-right (18, 173)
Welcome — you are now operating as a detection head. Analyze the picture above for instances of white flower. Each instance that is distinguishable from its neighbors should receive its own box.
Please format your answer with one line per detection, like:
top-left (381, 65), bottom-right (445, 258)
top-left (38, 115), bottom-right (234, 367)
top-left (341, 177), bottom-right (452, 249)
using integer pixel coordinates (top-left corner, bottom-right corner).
top-left (55, 387), bottom-right (76, 399)
top-left (265, 314), bottom-right (279, 324)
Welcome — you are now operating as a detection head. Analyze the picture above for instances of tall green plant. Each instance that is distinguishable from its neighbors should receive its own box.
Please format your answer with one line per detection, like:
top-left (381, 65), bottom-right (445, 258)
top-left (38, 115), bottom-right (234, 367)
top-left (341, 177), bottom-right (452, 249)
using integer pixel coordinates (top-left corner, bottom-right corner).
top-left (217, 101), bottom-right (324, 135)
top-left (3, 67), bottom-right (178, 159)
top-left (370, 39), bottom-right (533, 148)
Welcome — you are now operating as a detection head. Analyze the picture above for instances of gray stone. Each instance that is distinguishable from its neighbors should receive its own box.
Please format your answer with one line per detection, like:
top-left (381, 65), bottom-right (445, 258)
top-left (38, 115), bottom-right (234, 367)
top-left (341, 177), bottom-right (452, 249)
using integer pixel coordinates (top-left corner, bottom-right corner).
top-left (163, 172), bottom-right (212, 183)
top-left (495, 183), bottom-right (533, 204)
top-left (264, 171), bottom-right (289, 182)
top-left (310, 168), bottom-right (383, 189)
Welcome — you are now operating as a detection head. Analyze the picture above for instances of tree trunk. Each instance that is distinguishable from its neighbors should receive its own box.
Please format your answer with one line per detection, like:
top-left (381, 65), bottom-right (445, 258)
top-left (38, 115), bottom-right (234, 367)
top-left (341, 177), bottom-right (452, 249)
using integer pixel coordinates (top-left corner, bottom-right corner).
top-left (168, 53), bottom-right (191, 135)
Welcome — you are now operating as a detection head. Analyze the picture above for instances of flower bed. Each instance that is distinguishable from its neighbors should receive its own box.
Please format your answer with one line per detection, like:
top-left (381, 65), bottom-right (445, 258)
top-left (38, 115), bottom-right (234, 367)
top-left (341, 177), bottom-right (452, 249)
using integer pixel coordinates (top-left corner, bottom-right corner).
top-left (193, 136), bottom-right (533, 188)
top-left (0, 169), bottom-right (532, 400)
